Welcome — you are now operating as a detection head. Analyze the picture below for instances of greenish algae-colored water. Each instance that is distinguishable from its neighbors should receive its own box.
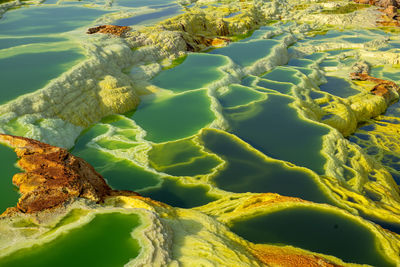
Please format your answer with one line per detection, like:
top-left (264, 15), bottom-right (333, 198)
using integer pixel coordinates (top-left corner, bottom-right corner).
top-left (114, 0), bottom-right (175, 8)
top-left (0, 37), bottom-right (67, 50)
top-left (0, 213), bottom-right (142, 267)
top-left (74, 147), bottom-right (160, 191)
top-left (0, 50), bottom-right (84, 104)
top-left (224, 94), bottom-right (329, 174)
top-left (140, 178), bottom-right (218, 208)
top-left (151, 53), bottom-right (229, 92)
top-left (131, 90), bottom-right (215, 142)
top-left (0, 5), bottom-right (109, 103)
top-left (210, 39), bottom-right (280, 67)
top-left (319, 76), bottom-right (359, 98)
top-left (255, 78), bottom-right (293, 94)
top-left (115, 5), bottom-right (183, 26)
top-left (261, 67), bottom-right (303, 85)
top-left (287, 58), bottom-right (315, 68)
top-left (0, 6), bottom-right (108, 36)
top-left (72, 124), bottom-right (160, 191)
top-left (230, 207), bottom-right (394, 267)
top-left (217, 84), bottom-right (264, 108)
top-left (200, 129), bottom-right (333, 204)
top-left (0, 144), bottom-right (20, 214)
top-left (148, 138), bottom-right (221, 177)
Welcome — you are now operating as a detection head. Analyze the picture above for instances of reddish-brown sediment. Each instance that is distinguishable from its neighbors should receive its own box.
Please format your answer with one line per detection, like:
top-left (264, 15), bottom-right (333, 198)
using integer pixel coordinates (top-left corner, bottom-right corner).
top-left (251, 244), bottom-right (343, 267)
top-left (87, 25), bottom-right (131, 37)
top-left (350, 72), bottom-right (400, 101)
top-left (0, 134), bottom-right (138, 215)
top-left (353, 0), bottom-right (400, 25)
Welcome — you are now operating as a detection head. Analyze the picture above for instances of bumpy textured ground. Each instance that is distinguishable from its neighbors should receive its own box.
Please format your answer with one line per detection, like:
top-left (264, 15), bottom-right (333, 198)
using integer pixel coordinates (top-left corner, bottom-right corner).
top-left (1, 0), bottom-right (400, 266)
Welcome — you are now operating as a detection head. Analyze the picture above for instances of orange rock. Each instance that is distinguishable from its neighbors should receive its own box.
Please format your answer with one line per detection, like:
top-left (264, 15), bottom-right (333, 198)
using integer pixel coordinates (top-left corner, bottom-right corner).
top-left (384, 5), bottom-right (398, 18)
top-left (0, 134), bottom-right (139, 214)
top-left (251, 244), bottom-right (343, 267)
top-left (350, 72), bottom-right (399, 102)
top-left (86, 25), bottom-right (131, 37)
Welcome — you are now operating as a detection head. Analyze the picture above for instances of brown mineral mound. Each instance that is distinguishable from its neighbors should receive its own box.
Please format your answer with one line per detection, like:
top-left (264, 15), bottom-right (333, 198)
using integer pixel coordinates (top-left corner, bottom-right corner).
top-left (0, 134), bottom-right (138, 215)
top-left (353, 0), bottom-right (400, 25)
top-left (251, 244), bottom-right (343, 267)
top-left (87, 25), bottom-right (131, 37)
top-left (350, 72), bottom-right (399, 101)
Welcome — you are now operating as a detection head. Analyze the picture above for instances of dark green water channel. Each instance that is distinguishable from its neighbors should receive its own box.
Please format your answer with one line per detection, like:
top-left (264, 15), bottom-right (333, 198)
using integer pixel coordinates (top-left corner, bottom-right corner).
top-left (0, 212), bottom-right (142, 267)
top-left (131, 90), bottom-right (215, 142)
top-left (0, 143), bottom-right (20, 214)
top-left (140, 178), bottom-right (217, 208)
top-left (200, 129), bottom-right (332, 204)
top-left (0, 50), bottom-right (84, 104)
top-left (230, 207), bottom-right (394, 267)
top-left (224, 94), bottom-right (329, 173)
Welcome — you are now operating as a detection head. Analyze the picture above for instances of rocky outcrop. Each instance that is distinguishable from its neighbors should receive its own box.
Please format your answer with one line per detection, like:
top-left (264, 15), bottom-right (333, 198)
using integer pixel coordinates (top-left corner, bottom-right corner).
top-left (0, 134), bottom-right (138, 215)
top-left (354, 0), bottom-right (400, 25)
top-left (87, 25), bottom-right (131, 37)
top-left (251, 244), bottom-right (343, 267)
top-left (350, 72), bottom-right (399, 102)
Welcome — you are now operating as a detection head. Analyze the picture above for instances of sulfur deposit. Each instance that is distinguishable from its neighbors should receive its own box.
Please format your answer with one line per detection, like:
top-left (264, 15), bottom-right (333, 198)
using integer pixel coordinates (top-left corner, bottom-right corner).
top-left (1, 0), bottom-right (400, 266)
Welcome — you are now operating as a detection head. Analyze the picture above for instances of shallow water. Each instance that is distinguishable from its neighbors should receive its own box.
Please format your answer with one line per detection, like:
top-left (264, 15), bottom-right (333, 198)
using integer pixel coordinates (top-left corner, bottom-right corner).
top-left (0, 5), bottom-right (107, 103)
top-left (0, 212), bottom-right (142, 267)
top-left (210, 39), bottom-right (280, 67)
top-left (140, 178), bottom-right (217, 208)
top-left (0, 144), bottom-right (20, 214)
top-left (151, 53), bottom-right (229, 92)
top-left (0, 49), bottom-right (84, 104)
top-left (131, 91), bottom-right (215, 142)
top-left (230, 207), bottom-right (394, 267)
top-left (114, 0), bottom-right (175, 8)
top-left (201, 129), bottom-right (332, 203)
top-left (223, 94), bottom-right (329, 173)
top-left (319, 76), bottom-right (359, 98)
top-left (114, 4), bottom-right (183, 26)
top-left (0, 6), bottom-right (108, 36)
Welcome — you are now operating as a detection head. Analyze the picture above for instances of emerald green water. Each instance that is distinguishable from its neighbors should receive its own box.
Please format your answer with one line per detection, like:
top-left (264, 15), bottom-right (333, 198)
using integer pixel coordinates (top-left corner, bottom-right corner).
top-left (0, 37), bottom-right (66, 50)
top-left (0, 212), bottom-right (142, 267)
top-left (210, 39), bottom-right (280, 67)
top-left (132, 90), bottom-right (215, 142)
top-left (0, 144), bottom-right (20, 214)
top-left (261, 67), bottom-right (302, 85)
top-left (0, 6), bottom-right (108, 36)
top-left (319, 76), bottom-right (359, 98)
top-left (230, 207), bottom-right (393, 267)
top-left (148, 139), bottom-right (221, 177)
top-left (241, 75), bottom-right (258, 87)
top-left (74, 147), bottom-right (160, 191)
top-left (255, 79), bottom-right (293, 94)
top-left (151, 54), bottom-right (228, 92)
top-left (218, 84), bottom-right (263, 108)
top-left (200, 129), bottom-right (332, 203)
top-left (72, 125), bottom-right (160, 191)
top-left (224, 94), bottom-right (329, 173)
top-left (140, 178), bottom-right (217, 208)
top-left (287, 58), bottom-right (314, 68)
top-left (114, 0), bottom-right (175, 8)
top-left (0, 50), bottom-right (84, 104)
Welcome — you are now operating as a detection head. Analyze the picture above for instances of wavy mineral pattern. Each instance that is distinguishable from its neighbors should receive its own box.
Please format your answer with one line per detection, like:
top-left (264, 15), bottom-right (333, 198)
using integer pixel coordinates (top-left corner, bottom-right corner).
top-left (1, 0), bottom-right (400, 266)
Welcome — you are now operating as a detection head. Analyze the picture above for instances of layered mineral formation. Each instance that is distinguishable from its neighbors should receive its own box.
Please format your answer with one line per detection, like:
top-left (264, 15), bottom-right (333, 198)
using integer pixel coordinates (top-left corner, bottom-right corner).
top-left (0, 134), bottom-right (137, 215)
top-left (1, 0), bottom-right (400, 266)
top-left (87, 25), bottom-right (131, 37)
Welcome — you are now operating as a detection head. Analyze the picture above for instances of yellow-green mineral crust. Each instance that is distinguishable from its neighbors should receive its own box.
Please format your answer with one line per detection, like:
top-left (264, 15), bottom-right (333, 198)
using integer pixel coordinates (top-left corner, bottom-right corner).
top-left (2, 0), bottom-right (400, 266)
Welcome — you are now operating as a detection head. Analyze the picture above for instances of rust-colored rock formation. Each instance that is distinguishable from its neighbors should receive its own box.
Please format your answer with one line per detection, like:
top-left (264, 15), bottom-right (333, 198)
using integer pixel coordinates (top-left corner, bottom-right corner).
top-left (251, 244), bottom-right (343, 267)
top-left (353, 0), bottom-right (400, 25)
top-left (350, 72), bottom-right (399, 101)
top-left (87, 25), bottom-right (131, 37)
top-left (0, 134), bottom-right (138, 215)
